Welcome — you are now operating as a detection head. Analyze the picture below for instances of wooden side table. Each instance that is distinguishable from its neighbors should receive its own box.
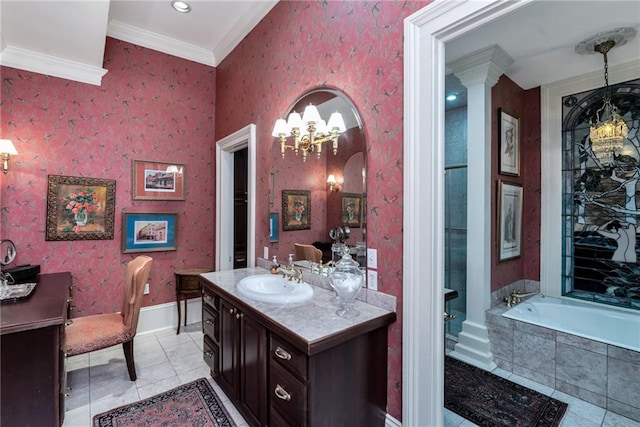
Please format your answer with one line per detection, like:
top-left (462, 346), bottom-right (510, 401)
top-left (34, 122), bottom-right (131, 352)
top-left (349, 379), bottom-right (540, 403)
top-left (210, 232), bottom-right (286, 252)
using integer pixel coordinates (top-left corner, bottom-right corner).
top-left (175, 268), bottom-right (210, 334)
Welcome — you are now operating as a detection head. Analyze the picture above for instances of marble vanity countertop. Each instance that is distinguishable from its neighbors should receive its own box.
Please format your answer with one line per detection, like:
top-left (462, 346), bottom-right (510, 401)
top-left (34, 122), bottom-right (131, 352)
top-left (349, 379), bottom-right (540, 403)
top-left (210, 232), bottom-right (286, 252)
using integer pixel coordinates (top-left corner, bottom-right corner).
top-left (199, 267), bottom-right (396, 355)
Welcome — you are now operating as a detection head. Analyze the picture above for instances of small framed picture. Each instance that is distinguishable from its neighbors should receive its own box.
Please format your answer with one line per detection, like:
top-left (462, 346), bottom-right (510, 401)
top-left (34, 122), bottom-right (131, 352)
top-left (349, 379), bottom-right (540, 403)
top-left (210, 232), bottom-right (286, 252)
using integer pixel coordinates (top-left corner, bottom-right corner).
top-left (122, 212), bottom-right (178, 253)
top-left (45, 175), bottom-right (116, 241)
top-left (342, 193), bottom-right (362, 228)
top-left (282, 190), bottom-right (311, 231)
top-left (499, 109), bottom-right (520, 176)
top-left (497, 181), bottom-right (523, 261)
top-left (132, 160), bottom-right (185, 200)
top-left (269, 212), bottom-right (279, 242)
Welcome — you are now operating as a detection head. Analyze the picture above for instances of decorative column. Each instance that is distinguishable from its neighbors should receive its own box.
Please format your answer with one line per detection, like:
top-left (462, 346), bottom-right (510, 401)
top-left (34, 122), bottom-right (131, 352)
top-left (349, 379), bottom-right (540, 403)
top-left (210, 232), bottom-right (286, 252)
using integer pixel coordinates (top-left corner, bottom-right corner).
top-left (448, 45), bottom-right (513, 370)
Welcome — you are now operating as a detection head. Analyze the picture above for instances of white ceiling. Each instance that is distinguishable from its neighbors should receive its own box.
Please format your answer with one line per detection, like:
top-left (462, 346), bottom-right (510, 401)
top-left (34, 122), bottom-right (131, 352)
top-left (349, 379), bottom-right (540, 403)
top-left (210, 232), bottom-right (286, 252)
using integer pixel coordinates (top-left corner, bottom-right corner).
top-left (0, 1), bottom-right (638, 89)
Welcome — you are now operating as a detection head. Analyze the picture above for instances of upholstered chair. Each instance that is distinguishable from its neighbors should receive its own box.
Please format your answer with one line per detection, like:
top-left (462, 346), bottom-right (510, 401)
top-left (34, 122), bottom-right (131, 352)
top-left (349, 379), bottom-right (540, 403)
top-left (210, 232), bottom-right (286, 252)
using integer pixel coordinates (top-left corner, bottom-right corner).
top-left (65, 255), bottom-right (153, 381)
top-left (294, 243), bottom-right (323, 263)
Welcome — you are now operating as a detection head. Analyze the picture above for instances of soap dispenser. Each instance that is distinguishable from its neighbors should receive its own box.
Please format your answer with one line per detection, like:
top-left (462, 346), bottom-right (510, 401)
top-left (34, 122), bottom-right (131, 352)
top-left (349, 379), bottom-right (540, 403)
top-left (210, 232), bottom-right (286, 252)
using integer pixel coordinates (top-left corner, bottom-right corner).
top-left (270, 256), bottom-right (279, 274)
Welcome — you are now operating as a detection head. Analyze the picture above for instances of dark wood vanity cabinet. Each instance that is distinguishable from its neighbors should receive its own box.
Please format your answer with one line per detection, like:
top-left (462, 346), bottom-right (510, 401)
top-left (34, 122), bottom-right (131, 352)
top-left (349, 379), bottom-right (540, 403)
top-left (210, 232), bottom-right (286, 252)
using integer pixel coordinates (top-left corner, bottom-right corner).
top-left (201, 278), bottom-right (393, 427)
top-left (1, 272), bottom-right (72, 427)
top-left (203, 286), bottom-right (268, 427)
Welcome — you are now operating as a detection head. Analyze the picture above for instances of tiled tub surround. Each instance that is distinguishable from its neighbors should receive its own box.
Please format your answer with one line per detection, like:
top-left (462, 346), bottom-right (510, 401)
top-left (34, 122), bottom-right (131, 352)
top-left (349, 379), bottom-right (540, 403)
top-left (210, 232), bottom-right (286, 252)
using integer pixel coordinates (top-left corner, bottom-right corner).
top-left (486, 297), bottom-right (640, 422)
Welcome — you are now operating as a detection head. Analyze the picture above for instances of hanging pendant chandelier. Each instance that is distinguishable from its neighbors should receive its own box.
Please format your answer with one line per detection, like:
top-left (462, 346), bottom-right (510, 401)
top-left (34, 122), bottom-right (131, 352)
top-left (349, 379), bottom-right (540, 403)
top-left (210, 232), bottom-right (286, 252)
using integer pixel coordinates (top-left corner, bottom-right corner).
top-left (588, 40), bottom-right (628, 165)
top-left (576, 28), bottom-right (635, 166)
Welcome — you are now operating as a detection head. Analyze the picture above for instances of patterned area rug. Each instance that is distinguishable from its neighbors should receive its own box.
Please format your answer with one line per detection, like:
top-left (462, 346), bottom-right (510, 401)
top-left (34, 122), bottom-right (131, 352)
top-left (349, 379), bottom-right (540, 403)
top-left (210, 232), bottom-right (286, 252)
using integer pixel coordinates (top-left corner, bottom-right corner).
top-left (93, 378), bottom-right (236, 427)
top-left (445, 356), bottom-right (568, 427)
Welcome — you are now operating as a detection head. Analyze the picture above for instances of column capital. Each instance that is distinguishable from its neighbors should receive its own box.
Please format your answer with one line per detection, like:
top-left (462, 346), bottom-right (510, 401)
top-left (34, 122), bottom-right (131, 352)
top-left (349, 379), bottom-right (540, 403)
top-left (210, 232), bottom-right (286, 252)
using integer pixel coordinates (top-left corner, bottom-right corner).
top-left (448, 44), bottom-right (513, 88)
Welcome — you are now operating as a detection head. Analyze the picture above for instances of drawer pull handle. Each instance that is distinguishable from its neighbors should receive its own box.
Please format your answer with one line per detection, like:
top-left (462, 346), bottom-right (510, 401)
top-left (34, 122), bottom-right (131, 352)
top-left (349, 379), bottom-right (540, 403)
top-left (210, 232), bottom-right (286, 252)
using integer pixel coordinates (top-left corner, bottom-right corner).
top-left (204, 351), bottom-right (213, 359)
top-left (236, 312), bottom-right (244, 319)
top-left (274, 384), bottom-right (291, 401)
top-left (204, 295), bottom-right (213, 302)
top-left (229, 308), bottom-right (235, 314)
top-left (274, 346), bottom-right (291, 361)
top-left (205, 319), bottom-right (214, 325)
top-left (65, 319), bottom-right (73, 326)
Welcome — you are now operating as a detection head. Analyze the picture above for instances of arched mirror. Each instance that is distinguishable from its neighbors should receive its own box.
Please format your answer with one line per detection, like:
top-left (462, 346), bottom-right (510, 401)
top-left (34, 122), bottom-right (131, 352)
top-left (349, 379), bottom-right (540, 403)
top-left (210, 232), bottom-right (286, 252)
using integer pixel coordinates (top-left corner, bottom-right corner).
top-left (270, 87), bottom-right (367, 270)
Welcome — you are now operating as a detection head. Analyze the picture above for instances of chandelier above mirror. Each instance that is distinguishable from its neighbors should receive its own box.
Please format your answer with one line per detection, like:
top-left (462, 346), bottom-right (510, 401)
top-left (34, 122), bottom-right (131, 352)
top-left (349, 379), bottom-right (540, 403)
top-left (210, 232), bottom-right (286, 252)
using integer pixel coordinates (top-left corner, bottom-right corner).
top-left (272, 104), bottom-right (346, 162)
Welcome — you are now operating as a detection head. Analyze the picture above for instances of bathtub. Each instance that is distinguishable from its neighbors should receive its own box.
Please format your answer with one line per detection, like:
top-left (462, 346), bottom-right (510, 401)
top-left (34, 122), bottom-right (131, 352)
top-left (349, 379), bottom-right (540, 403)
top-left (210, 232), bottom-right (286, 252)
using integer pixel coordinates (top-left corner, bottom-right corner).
top-left (503, 295), bottom-right (640, 352)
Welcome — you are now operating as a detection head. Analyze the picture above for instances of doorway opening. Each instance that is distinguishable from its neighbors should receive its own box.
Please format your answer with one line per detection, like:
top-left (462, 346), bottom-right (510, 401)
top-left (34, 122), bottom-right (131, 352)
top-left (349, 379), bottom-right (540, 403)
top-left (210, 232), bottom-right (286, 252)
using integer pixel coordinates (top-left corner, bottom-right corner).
top-left (234, 148), bottom-right (248, 268)
top-left (215, 124), bottom-right (256, 271)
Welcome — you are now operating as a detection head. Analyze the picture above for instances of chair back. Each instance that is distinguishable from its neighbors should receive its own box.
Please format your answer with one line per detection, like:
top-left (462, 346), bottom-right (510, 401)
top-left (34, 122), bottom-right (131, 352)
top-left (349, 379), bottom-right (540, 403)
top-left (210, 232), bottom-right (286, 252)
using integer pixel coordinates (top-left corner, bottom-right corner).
top-left (294, 243), bottom-right (323, 263)
top-left (121, 256), bottom-right (153, 336)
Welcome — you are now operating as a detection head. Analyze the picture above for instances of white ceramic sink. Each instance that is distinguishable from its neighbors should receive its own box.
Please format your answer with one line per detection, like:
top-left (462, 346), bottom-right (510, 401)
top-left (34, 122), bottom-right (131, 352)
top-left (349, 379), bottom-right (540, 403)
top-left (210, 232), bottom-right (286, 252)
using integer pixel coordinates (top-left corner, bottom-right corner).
top-left (236, 274), bottom-right (314, 304)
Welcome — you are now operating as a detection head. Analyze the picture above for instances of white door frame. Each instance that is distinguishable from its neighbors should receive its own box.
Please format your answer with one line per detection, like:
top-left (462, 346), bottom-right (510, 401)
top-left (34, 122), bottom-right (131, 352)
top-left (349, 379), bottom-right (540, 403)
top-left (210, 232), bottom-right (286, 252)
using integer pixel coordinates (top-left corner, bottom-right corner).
top-left (403, 1), bottom-right (532, 425)
top-left (215, 124), bottom-right (257, 271)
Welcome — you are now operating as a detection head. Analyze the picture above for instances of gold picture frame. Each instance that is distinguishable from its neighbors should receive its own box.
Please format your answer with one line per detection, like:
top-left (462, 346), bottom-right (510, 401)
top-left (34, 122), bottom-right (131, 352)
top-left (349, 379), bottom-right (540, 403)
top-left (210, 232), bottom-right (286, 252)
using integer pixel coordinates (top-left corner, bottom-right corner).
top-left (497, 180), bottom-right (523, 261)
top-left (282, 190), bottom-right (311, 231)
top-left (45, 175), bottom-right (116, 241)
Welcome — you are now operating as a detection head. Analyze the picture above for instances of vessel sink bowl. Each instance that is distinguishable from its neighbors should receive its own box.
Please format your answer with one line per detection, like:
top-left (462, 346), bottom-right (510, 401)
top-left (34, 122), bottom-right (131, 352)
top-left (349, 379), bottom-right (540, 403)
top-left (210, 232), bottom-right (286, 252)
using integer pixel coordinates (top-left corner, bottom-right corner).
top-left (237, 274), bottom-right (314, 304)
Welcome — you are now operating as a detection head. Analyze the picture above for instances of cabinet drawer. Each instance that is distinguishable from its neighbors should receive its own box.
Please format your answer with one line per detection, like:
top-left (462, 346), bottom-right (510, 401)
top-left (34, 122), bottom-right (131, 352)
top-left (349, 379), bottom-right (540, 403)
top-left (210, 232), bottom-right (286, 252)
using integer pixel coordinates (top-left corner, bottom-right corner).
top-left (180, 275), bottom-right (202, 292)
top-left (269, 360), bottom-right (307, 426)
top-left (203, 304), bottom-right (219, 342)
top-left (203, 335), bottom-right (219, 376)
top-left (202, 289), bottom-right (218, 311)
top-left (270, 335), bottom-right (307, 380)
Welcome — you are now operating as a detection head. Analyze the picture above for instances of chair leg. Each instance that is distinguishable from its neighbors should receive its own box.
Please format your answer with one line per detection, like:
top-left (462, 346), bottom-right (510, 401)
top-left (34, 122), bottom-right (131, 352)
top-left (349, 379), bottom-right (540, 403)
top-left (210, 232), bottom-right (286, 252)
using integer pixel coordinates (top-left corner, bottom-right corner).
top-left (123, 339), bottom-right (137, 381)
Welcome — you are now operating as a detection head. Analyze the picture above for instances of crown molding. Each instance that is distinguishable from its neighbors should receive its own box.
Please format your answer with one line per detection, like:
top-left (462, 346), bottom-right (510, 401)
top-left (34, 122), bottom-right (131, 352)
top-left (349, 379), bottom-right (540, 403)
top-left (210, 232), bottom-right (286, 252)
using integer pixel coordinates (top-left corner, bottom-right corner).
top-left (212, 0), bottom-right (278, 65)
top-left (0, 45), bottom-right (108, 86)
top-left (107, 20), bottom-right (216, 67)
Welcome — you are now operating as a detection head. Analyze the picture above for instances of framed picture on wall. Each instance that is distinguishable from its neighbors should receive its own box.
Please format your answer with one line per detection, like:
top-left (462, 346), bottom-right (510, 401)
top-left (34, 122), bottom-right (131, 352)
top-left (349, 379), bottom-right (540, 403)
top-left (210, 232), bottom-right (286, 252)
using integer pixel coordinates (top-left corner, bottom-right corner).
top-left (269, 212), bottom-right (279, 242)
top-left (498, 109), bottom-right (520, 176)
top-left (282, 190), bottom-right (311, 231)
top-left (132, 160), bottom-right (185, 200)
top-left (342, 193), bottom-right (362, 228)
top-left (122, 212), bottom-right (177, 253)
top-left (497, 181), bottom-right (523, 261)
top-left (45, 175), bottom-right (116, 241)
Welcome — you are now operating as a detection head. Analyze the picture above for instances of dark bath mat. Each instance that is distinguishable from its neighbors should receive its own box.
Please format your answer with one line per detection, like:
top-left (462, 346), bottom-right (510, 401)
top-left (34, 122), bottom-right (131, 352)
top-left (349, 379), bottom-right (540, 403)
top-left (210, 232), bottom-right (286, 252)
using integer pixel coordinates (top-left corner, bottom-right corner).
top-left (445, 356), bottom-right (568, 427)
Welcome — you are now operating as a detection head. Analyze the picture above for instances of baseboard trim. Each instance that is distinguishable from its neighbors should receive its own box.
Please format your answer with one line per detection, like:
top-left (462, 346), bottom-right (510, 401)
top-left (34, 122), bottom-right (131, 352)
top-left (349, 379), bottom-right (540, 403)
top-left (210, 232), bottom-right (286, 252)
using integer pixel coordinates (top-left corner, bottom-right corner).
top-left (137, 299), bottom-right (202, 334)
top-left (386, 413), bottom-right (401, 427)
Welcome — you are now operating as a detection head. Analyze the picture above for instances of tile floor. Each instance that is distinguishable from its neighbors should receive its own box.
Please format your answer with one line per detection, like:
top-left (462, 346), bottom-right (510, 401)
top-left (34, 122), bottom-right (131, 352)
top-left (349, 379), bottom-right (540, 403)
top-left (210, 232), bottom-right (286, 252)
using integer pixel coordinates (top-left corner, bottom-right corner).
top-left (64, 322), bottom-right (640, 427)
top-left (63, 323), bottom-right (249, 427)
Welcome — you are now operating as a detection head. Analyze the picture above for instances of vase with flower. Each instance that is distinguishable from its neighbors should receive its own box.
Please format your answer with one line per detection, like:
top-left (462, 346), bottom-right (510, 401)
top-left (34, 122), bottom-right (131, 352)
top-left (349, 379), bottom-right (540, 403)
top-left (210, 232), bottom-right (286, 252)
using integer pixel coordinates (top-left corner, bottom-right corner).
top-left (293, 198), bottom-right (305, 222)
top-left (62, 188), bottom-right (100, 229)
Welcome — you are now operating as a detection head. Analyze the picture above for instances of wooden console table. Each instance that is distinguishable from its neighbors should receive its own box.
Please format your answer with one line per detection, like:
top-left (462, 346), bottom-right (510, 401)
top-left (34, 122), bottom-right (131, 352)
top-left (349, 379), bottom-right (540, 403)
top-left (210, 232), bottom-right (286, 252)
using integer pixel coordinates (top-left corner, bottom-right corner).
top-left (1, 272), bottom-right (72, 427)
top-left (175, 268), bottom-right (210, 334)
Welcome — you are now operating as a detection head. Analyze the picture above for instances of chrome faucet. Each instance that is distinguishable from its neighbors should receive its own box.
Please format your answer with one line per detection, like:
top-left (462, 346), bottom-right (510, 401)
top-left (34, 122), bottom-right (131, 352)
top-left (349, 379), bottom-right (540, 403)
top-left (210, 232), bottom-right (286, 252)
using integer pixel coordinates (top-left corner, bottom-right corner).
top-left (504, 290), bottom-right (537, 307)
top-left (277, 266), bottom-right (303, 283)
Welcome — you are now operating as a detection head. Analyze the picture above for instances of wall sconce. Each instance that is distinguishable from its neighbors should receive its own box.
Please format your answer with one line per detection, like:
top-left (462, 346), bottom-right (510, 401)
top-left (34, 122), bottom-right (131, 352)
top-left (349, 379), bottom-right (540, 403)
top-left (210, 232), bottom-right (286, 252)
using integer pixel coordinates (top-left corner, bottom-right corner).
top-left (576, 28), bottom-right (635, 166)
top-left (272, 104), bottom-right (346, 162)
top-left (0, 139), bottom-right (18, 174)
top-left (327, 174), bottom-right (341, 192)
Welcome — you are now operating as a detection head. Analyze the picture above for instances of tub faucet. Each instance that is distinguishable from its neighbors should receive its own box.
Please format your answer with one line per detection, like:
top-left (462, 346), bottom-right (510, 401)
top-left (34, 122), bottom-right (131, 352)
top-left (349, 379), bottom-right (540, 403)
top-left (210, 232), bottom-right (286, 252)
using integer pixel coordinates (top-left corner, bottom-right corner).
top-left (277, 266), bottom-right (303, 283)
top-left (504, 290), bottom-right (537, 307)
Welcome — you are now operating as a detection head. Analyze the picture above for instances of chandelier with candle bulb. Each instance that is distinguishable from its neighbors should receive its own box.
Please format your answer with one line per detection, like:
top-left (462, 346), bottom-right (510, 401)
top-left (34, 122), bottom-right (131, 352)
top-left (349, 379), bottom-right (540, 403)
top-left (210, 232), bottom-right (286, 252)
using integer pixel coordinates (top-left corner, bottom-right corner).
top-left (272, 104), bottom-right (346, 162)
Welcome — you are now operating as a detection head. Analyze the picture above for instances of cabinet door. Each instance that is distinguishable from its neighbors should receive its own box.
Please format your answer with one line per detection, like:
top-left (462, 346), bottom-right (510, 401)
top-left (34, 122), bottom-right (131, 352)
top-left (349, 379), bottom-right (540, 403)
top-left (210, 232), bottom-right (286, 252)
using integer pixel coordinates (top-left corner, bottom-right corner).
top-left (240, 312), bottom-right (268, 426)
top-left (219, 298), bottom-right (239, 400)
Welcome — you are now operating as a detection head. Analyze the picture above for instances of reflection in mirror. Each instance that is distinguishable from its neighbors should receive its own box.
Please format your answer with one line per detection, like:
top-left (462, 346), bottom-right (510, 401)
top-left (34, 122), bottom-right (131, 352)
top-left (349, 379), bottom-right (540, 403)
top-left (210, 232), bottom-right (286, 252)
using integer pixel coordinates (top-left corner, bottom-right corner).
top-left (270, 88), bottom-right (367, 274)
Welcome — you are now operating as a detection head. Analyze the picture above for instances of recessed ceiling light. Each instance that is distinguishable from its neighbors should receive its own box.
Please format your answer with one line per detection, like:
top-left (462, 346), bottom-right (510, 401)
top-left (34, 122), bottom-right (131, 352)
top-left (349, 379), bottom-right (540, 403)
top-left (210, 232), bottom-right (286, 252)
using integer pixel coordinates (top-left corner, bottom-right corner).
top-left (171, 0), bottom-right (191, 13)
top-left (446, 93), bottom-right (457, 102)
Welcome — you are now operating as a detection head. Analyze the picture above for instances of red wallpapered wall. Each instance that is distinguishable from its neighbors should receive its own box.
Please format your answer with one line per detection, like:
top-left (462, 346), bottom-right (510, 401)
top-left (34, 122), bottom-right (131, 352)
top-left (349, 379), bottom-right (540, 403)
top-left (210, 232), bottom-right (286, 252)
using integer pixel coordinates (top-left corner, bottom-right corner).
top-left (0, 38), bottom-right (216, 316)
top-left (491, 76), bottom-right (542, 291)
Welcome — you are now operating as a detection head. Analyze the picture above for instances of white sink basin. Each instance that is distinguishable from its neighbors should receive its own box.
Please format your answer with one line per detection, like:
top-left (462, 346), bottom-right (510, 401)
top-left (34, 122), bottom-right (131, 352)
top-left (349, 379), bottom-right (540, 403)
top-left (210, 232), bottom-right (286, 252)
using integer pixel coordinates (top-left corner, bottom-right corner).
top-left (236, 274), bottom-right (314, 304)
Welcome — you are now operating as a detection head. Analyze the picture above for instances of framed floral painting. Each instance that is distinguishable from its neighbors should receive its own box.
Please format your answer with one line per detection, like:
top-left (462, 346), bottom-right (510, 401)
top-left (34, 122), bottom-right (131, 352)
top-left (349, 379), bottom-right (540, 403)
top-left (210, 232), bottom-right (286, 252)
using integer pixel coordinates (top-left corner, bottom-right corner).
top-left (282, 190), bottom-right (311, 231)
top-left (46, 175), bottom-right (116, 241)
top-left (342, 193), bottom-right (362, 228)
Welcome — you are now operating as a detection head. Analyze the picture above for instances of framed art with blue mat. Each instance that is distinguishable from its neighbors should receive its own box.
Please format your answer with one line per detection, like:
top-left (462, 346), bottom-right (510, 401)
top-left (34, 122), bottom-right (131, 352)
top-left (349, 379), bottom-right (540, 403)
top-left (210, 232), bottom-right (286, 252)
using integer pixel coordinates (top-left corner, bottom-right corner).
top-left (122, 211), bottom-right (177, 253)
